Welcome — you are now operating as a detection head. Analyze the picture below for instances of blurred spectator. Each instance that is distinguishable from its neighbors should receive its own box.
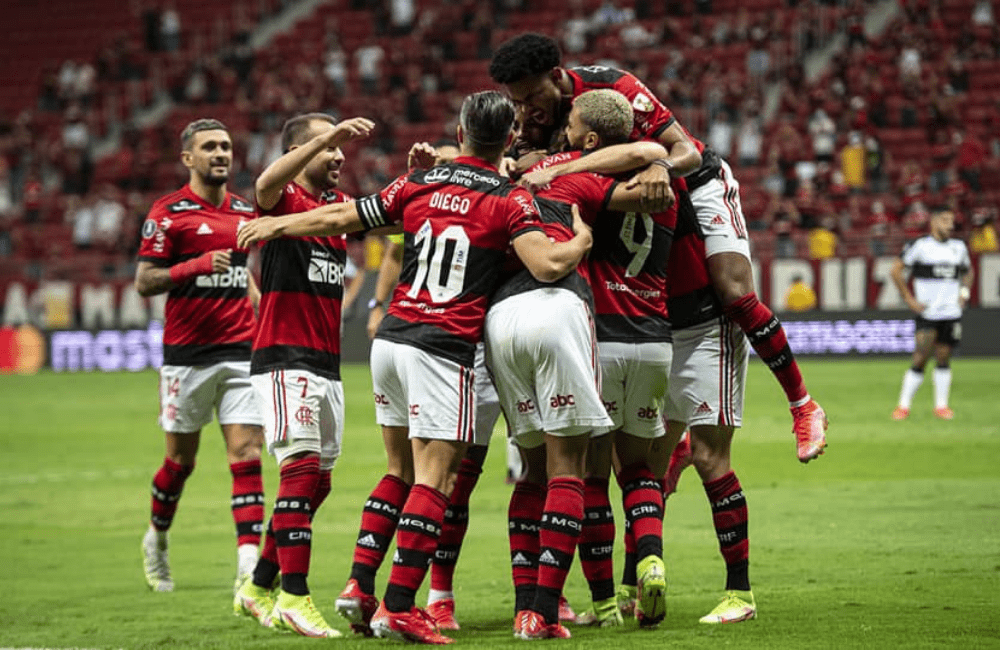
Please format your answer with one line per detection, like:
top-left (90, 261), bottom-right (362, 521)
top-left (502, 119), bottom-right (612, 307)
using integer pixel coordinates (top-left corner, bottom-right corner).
top-left (808, 215), bottom-right (838, 260)
top-left (955, 128), bottom-right (987, 192)
top-left (92, 184), bottom-right (125, 250)
top-left (928, 129), bottom-right (955, 194)
top-left (898, 36), bottom-right (921, 92)
top-left (0, 158), bottom-right (13, 217)
top-left (389, 0), bottom-right (416, 36)
top-left (939, 167), bottom-right (968, 215)
top-left (355, 36), bottom-right (386, 95)
top-left (808, 108), bottom-right (837, 164)
top-left (972, 0), bottom-right (994, 27)
top-left (867, 199), bottom-right (893, 256)
top-left (902, 200), bottom-right (930, 239)
top-left (561, 5), bottom-right (591, 55)
top-left (764, 196), bottom-right (800, 258)
top-left (619, 18), bottom-right (656, 49)
top-left (746, 26), bottom-right (770, 84)
top-left (22, 171), bottom-right (43, 223)
top-left (736, 109), bottom-right (763, 167)
top-left (969, 206), bottom-right (999, 254)
top-left (67, 195), bottom-right (95, 249)
top-left (840, 130), bottom-right (866, 190)
top-left (785, 275), bottom-right (817, 312)
top-left (707, 111), bottom-right (734, 160)
top-left (898, 160), bottom-right (927, 207)
top-left (590, 0), bottom-right (634, 34)
top-left (160, 4), bottom-right (181, 52)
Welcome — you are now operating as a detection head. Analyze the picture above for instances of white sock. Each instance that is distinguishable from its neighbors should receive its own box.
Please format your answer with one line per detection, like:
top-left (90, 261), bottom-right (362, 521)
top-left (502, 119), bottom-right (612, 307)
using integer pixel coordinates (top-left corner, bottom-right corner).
top-left (933, 367), bottom-right (952, 409)
top-left (428, 589), bottom-right (454, 605)
top-left (237, 543), bottom-right (258, 573)
top-left (898, 369), bottom-right (924, 409)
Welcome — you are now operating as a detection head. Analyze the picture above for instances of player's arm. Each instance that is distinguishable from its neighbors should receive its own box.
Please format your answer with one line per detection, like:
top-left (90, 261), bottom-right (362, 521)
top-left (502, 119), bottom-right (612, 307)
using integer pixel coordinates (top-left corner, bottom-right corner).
top-left (890, 257), bottom-right (924, 313)
top-left (606, 179), bottom-right (675, 214)
top-left (255, 117), bottom-right (374, 210)
top-left (959, 251), bottom-right (973, 308)
top-left (628, 121), bottom-right (701, 212)
top-left (512, 205), bottom-right (592, 283)
top-left (520, 141), bottom-right (668, 191)
top-left (237, 201), bottom-right (363, 246)
top-left (134, 250), bottom-right (232, 297)
top-left (367, 238), bottom-right (403, 339)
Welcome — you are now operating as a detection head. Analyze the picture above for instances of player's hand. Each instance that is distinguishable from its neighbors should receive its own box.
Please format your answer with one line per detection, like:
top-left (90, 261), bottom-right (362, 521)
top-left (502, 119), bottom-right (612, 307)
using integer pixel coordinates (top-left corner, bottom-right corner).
top-left (627, 163), bottom-right (674, 212)
top-left (237, 218), bottom-right (281, 248)
top-left (508, 150), bottom-right (548, 178)
top-left (366, 304), bottom-right (385, 340)
top-left (211, 249), bottom-right (232, 273)
top-left (407, 142), bottom-right (438, 171)
top-left (519, 166), bottom-right (557, 193)
top-left (905, 296), bottom-right (926, 314)
top-left (331, 117), bottom-right (375, 144)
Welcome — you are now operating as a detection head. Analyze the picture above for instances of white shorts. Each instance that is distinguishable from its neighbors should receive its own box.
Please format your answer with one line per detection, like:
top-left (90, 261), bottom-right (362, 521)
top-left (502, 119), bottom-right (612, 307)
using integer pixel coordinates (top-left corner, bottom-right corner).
top-left (370, 338), bottom-right (475, 442)
top-left (485, 288), bottom-right (613, 449)
top-left (689, 158), bottom-right (751, 260)
top-left (473, 342), bottom-right (502, 447)
top-left (158, 361), bottom-right (263, 434)
top-left (665, 316), bottom-right (748, 428)
top-left (250, 369), bottom-right (344, 471)
top-left (599, 340), bottom-right (671, 439)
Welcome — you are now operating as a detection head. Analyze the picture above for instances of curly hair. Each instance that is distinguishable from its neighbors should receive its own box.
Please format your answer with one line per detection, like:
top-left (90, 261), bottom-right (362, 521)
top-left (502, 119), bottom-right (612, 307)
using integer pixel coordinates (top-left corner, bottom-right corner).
top-left (489, 33), bottom-right (562, 84)
top-left (573, 90), bottom-right (634, 146)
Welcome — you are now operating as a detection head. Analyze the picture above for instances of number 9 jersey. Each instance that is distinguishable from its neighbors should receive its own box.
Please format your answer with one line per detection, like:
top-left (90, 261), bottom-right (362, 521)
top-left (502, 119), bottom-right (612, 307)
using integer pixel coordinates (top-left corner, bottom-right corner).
top-left (355, 156), bottom-right (545, 368)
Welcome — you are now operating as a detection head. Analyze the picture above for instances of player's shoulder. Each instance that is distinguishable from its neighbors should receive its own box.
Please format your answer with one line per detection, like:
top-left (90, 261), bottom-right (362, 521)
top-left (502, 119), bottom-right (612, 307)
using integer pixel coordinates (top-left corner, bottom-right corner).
top-left (570, 64), bottom-right (630, 87)
top-left (226, 193), bottom-right (255, 215)
top-left (149, 187), bottom-right (200, 217)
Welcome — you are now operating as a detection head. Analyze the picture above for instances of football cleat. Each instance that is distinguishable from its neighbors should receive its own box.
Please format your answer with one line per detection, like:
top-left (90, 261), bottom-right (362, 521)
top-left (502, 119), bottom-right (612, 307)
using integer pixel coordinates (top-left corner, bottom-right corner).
top-left (234, 543), bottom-right (258, 596)
top-left (557, 595), bottom-right (575, 623)
top-left (574, 596), bottom-right (624, 627)
top-left (233, 578), bottom-right (276, 626)
top-left (142, 526), bottom-right (173, 592)
top-left (426, 597), bottom-right (460, 630)
top-left (516, 610), bottom-right (572, 639)
top-left (636, 555), bottom-right (666, 627)
top-left (663, 432), bottom-right (693, 500)
top-left (616, 584), bottom-right (637, 618)
top-left (791, 399), bottom-right (828, 463)
top-left (891, 406), bottom-right (910, 421)
top-left (272, 591), bottom-right (341, 638)
top-left (699, 590), bottom-right (757, 624)
top-left (934, 406), bottom-right (954, 420)
top-left (370, 601), bottom-right (454, 645)
top-left (335, 578), bottom-right (380, 636)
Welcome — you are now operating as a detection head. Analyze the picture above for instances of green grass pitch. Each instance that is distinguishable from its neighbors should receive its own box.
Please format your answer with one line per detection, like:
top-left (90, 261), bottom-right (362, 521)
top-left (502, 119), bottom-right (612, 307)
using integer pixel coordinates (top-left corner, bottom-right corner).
top-left (1, 358), bottom-right (998, 649)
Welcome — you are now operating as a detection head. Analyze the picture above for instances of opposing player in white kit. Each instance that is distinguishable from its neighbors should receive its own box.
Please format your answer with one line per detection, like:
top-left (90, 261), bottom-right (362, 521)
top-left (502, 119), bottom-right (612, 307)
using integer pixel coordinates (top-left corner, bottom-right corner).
top-left (891, 209), bottom-right (973, 420)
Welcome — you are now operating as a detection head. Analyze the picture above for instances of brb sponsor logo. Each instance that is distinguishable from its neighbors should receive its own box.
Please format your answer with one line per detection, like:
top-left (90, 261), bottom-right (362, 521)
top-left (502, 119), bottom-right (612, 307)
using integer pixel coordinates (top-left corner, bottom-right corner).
top-left (549, 394), bottom-right (575, 408)
top-left (195, 265), bottom-right (249, 288)
top-left (307, 254), bottom-right (345, 286)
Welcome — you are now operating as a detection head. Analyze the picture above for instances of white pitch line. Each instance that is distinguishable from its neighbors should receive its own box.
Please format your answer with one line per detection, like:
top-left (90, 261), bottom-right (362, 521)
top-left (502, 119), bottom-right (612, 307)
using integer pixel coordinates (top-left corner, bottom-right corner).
top-left (0, 468), bottom-right (147, 486)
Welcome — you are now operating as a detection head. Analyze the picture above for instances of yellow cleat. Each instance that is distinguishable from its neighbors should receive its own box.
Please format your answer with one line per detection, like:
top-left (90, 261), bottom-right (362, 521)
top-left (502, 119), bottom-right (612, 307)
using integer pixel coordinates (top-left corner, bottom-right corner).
top-left (636, 556), bottom-right (666, 627)
top-left (233, 577), bottom-right (276, 628)
top-left (699, 590), bottom-right (757, 624)
top-left (574, 596), bottom-right (624, 627)
top-left (272, 591), bottom-right (342, 638)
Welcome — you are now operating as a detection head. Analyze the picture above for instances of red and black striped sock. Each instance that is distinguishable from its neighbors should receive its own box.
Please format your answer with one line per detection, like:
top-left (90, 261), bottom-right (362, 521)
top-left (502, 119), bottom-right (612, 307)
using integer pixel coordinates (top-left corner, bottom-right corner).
top-left (384, 484), bottom-right (449, 613)
top-left (230, 459), bottom-right (264, 548)
top-left (253, 519), bottom-right (279, 589)
top-left (723, 292), bottom-right (808, 405)
top-left (509, 481), bottom-right (545, 614)
top-left (579, 477), bottom-right (616, 602)
top-left (349, 474), bottom-right (411, 595)
top-left (431, 457), bottom-right (482, 593)
top-left (312, 469), bottom-right (332, 516)
top-left (273, 456), bottom-right (320, 596)
top-left (621, 526), bottom-right (637, 588)
top-left (150, 457), bottom-right (193, 531)
top-left (534, 477), bottom-right (584, 625)
top-left (704, 471), bottom-right (750, 592)
top-left (618, 462), bottom-right (664, 562)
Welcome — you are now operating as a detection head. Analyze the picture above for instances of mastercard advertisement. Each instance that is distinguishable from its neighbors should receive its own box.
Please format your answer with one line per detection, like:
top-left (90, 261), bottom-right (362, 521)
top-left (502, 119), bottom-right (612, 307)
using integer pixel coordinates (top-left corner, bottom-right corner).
top-left (0, 325), bottom-right (46, 374)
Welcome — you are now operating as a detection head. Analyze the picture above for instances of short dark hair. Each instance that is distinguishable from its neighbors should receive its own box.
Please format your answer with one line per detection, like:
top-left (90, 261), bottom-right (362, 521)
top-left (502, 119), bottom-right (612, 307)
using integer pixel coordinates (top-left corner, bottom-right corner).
top-left (180, 118), bottom-right (228, 150)
top-left (459, 91), bottom-right (516, 154)
top-left (281, 113), bottom-right (337, 153)
top-left (489, 33), bottom-right (562, 84)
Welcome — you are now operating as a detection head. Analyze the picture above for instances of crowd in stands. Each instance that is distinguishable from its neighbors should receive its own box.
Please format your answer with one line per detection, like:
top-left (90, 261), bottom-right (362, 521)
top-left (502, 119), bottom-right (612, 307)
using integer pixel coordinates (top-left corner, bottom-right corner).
top-left (1, 0), bottom-right (998, 286)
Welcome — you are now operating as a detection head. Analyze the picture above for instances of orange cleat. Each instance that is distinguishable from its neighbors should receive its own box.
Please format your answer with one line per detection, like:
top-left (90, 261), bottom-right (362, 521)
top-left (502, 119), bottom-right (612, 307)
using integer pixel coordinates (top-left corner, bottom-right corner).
top-left (791, 399), bottom-right (828, 463)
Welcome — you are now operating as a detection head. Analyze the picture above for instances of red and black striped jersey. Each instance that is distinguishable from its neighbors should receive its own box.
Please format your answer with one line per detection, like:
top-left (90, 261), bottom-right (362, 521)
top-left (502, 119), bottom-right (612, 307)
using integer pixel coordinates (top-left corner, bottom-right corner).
top-left (251, 182), bottom-right (349, 380)
top-left (137, 184), bottom-right (256, 366)
top-left (666, 204), bottom-right (722, 330)
top-left (354, 155), bottom-right (545, 367)
top-left (529, 151), bottom-right (679, 342)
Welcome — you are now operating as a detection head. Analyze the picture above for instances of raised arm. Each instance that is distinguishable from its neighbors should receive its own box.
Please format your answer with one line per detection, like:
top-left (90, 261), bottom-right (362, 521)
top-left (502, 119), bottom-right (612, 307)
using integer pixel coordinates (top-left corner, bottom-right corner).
top-left (512, 205), bottom-right (593, 283)
top-left (255, 117), bottom-right (374, 210)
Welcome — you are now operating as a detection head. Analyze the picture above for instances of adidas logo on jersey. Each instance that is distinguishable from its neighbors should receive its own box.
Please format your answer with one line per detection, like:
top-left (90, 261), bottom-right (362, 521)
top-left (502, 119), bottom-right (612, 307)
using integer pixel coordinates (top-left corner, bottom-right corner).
top-left (197, 223), bottom-right (214, 235)
top-left (538, 550), bottom-right (558, 566)
top-left (710, 215), bottom-right (726, 226)
top-left (695, 402), bottom-right (713, 415)
top-left (358, 533), bottom-right (379, 549)
top-left (511, 552), bottom-right (532, 567)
